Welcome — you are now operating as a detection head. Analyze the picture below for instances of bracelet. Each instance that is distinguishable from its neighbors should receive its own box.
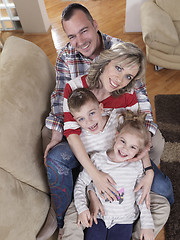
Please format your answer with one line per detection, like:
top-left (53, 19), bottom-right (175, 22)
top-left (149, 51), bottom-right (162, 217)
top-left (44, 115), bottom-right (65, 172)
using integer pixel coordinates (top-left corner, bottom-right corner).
top-left (144, 166), bottom-right (154, 172)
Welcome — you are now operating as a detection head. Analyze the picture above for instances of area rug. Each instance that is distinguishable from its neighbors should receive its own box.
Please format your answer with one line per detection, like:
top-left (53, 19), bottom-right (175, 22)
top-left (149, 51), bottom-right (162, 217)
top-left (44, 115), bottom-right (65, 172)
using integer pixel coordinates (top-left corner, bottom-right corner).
top-left (155, 94), bottom-right (180, 240)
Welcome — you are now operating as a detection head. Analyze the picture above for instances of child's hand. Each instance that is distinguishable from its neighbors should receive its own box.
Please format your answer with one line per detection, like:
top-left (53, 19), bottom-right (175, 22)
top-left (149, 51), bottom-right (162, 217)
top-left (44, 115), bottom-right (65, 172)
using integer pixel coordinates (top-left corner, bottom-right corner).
top-left (89, 191), bottom-right (105, 225)
top-left (140, 229), bottom-right (155, 240)
top-left (93, 170), bottom-right (119, 202)
top-left (77, 210), bottom-right (92, 228)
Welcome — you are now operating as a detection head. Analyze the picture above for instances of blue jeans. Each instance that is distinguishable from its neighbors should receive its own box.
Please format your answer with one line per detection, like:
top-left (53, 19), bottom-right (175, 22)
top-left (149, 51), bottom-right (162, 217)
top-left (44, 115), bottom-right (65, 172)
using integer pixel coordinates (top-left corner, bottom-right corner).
top-left (84, 219), bottom-right (133, 240)
top-left (46, 139), bottom-right (80, 228)
top-left (46, 140), bottom-right (174, 228)
top-left (151, 160), bottom-right (174, 205)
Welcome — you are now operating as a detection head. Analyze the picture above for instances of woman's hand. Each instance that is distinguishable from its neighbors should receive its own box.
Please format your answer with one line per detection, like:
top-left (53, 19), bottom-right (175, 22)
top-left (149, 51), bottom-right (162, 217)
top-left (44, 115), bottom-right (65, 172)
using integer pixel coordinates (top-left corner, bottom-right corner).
top-left (93, 170), bottom-right (119, 202)
top-left (127, 132), bottom-right (151, 163)
top-left (89, 190), bottom-right (105, 226)
top-left (140, 229), bottom-right (155, 240)
top-left (77, 210), bottom-right (92, 228)
top-left (134, 170), bottom-right (154, 208)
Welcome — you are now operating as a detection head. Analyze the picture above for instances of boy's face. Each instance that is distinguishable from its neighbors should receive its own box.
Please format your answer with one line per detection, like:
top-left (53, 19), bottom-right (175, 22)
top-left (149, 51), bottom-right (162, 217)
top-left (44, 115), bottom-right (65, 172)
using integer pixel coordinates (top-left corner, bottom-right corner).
top-left (71, 100), bottom-right (105, 134)
top-left (113, 128), bottom-right (143, 162)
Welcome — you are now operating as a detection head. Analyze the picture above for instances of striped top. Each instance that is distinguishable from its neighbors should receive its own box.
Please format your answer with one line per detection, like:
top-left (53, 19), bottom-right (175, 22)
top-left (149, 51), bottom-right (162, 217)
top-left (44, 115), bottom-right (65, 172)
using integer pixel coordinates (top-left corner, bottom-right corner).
top-left (80, 109), bottom-right (119, 155)
top-left (74, 151), bottom-right (154, 230)
top-left (63, 75), bottom-right (139, 138)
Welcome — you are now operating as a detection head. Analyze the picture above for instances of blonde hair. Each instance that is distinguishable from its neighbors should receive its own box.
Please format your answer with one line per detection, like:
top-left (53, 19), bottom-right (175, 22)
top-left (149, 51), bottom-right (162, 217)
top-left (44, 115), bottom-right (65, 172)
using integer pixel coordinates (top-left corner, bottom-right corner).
top-left (87, 42), bottom-right (146, 97)
top-left (117, 110), bottom-right (149, 151)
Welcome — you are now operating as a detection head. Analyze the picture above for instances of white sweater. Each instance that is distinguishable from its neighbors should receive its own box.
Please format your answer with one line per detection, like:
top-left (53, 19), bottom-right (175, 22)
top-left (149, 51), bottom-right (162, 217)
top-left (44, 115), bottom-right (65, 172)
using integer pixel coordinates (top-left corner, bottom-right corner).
top-left (74, 151), bottom-right (154, 230)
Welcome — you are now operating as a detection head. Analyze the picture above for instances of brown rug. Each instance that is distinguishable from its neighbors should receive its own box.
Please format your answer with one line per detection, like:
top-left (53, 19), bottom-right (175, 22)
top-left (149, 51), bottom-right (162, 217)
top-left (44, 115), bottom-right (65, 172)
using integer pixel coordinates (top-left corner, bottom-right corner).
top-left (155, 94), bottom-right (180, 240)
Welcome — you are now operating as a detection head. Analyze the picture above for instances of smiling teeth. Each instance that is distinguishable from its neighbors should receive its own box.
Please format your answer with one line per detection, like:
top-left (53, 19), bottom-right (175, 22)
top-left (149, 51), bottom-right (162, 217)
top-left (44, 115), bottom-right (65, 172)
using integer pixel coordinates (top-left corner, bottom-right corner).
top-left (119, 150), bottom-right (127, 157)
top-left (111, 80), bottom-right (118, 87)
top-left (89, 123), bottom-right (97, 130)
top-left (82, 43), bottom-right (90, 50)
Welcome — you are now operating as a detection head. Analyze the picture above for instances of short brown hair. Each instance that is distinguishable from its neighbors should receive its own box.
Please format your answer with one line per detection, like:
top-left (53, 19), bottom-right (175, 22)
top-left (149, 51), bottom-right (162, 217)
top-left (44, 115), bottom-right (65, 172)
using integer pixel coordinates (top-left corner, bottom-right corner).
top-left (68, 88), bottom-right (99, 113)
top-left (61, 3), bottom-right (94, 30)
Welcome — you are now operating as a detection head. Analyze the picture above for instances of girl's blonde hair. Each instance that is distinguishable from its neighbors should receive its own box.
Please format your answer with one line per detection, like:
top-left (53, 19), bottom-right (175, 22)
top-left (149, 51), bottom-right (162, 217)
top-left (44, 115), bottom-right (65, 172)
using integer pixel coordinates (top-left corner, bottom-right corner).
top-left (87, 42), bottom-right (146, 97)
top-left (117, 110), bottom-right (149, 151)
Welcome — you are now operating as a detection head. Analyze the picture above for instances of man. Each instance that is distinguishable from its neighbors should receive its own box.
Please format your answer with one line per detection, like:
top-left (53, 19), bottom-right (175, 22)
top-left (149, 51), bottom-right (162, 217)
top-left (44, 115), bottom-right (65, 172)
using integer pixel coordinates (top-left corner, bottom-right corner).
top-left (38, 3), bottom-right (171, 240)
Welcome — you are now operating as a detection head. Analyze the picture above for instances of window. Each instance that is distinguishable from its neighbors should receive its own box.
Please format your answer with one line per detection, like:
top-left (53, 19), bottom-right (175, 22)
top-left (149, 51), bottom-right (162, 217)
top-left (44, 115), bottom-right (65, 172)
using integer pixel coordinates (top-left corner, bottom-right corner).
top-left (0, 0), bottom-right (22, 30)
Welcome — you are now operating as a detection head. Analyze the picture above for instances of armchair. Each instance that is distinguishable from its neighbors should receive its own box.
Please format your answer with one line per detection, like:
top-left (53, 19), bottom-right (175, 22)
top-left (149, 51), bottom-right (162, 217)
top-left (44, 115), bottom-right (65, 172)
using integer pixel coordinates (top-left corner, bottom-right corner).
top-left (140, 0), bottom-right (180, 70)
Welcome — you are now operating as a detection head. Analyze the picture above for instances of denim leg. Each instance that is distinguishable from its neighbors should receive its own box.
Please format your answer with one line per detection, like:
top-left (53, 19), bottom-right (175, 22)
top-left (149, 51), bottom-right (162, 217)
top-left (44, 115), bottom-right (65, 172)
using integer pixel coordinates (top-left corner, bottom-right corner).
top-left (151, 160), bottom-right (174, 205)
top-left (46, 140), bottom-right (80, 228)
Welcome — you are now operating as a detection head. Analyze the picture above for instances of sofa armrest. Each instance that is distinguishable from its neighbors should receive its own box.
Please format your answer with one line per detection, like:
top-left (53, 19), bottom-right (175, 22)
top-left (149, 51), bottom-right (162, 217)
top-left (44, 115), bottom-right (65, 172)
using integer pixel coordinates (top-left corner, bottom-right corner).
top-left (0, 36), bottom-right (55, 193)
top-left (141, 2), bottom-right (179, 49)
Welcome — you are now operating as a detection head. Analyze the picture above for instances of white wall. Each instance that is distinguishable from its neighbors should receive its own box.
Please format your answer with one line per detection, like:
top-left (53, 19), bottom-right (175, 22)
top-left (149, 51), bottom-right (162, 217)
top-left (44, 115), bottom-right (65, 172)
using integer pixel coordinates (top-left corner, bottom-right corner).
top-left (125, 0), bottom-right (149, 32)
top-left (14, 0), bottom-right (50, 33)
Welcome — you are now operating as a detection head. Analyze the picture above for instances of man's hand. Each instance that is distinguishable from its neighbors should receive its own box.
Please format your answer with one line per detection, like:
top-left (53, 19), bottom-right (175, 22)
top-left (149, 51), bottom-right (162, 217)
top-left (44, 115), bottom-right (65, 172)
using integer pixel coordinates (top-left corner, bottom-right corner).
top-left (140, 229), bottom-right (155, 240)
top-left (89, 190), bottom-right (105, 226)
top-left (44, 130), bottom-right (63, 165)
top-left (134, 170), bottom-right (154, 208)
top-left (77, 210), bottom-right (92, 228)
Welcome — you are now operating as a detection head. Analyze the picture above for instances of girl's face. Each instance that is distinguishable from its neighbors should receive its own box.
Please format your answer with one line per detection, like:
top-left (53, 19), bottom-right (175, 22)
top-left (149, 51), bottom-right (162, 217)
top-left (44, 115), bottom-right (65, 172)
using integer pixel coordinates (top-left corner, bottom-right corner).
top-left (71, 100), bottom-right (106, 134)
top-left (112, 128), bottom-right (143, 162)
top-left (100, 58), bottom-right (139, 93)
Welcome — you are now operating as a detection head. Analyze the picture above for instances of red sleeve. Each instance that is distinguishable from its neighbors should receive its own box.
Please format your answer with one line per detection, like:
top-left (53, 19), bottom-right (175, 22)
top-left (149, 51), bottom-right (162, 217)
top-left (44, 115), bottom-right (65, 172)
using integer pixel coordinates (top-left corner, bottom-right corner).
top-left (64, 128), bottom-right (81, 138)
top-left (64, 83), bottom-right (72, 99)
top-left (63, 83), bottom-right (81, 138)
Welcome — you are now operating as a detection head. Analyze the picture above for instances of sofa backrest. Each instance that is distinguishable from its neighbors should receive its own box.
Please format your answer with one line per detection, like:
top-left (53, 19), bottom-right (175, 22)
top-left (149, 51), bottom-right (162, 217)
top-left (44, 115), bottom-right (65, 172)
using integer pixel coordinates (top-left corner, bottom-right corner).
top-left (155, 0), bottom-right (180, 21)
top-left (0, 36), bottom-right (56, 193)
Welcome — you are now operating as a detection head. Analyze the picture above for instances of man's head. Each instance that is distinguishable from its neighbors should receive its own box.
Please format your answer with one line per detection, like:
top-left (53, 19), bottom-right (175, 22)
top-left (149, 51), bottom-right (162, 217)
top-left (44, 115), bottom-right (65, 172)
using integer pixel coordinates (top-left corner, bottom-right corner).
top-left (68, 88), bottom-right (105, 134)
top-left (61, 3), bottom-right (94, 26)
top-left (61, 3), bottom-right (102, 59)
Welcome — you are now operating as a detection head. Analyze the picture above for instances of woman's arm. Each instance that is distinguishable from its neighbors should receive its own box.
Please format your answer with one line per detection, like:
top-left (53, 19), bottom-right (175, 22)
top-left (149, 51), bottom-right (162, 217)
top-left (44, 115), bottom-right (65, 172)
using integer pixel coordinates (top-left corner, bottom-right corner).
top-left (67, 134), bottom-right (119, 201)
top-left (134, 153), bottom-right (154, 208)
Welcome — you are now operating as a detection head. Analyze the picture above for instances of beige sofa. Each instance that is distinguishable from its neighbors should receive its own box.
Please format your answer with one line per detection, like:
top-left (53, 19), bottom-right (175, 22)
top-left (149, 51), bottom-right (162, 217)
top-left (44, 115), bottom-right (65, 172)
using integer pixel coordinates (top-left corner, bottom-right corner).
top-left (141, 0), bottom-right (180, 70)
top-left (0, 36), bottom-right (57, 240)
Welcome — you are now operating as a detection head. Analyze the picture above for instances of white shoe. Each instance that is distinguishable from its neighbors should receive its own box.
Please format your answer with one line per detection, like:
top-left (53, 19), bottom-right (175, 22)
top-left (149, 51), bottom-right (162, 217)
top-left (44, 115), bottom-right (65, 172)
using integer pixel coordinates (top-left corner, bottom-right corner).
top-left (58, 228), bottom-right (64, 240)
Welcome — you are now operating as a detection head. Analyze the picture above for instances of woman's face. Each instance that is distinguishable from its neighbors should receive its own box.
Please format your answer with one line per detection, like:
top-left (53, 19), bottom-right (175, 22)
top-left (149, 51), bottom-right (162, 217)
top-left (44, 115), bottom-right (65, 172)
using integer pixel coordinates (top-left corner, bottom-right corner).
top-left (100, 58), bottom-right (139, 93)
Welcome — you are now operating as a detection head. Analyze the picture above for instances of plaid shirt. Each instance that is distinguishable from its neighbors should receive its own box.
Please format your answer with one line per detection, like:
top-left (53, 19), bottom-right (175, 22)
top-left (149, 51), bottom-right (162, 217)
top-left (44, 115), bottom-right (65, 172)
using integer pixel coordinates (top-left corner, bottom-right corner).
top-left (45, 32), bottom-right (157, 135)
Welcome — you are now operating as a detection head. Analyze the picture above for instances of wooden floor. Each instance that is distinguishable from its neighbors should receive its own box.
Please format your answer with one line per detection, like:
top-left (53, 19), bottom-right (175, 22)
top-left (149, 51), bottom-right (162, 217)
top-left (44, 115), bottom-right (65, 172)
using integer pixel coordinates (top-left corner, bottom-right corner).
top-left (1, 0), bottom-right (179, 239)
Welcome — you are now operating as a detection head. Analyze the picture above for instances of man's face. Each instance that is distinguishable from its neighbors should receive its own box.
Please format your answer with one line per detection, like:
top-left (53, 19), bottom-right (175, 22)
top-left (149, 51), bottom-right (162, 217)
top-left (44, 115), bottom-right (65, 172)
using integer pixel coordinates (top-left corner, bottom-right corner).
top-left (63, 10), bottom-right (100, 59)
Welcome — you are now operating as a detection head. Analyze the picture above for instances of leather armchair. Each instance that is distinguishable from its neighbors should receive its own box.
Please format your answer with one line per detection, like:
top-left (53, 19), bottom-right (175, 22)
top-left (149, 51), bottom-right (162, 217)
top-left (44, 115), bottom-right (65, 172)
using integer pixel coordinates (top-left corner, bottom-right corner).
top-left (140, 0), bottom-right (180, 70)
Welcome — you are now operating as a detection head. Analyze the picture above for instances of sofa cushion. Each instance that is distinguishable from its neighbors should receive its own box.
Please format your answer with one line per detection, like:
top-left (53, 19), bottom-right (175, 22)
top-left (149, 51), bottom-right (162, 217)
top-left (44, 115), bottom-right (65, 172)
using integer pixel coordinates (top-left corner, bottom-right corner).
top-left (0, 168), bottom-right (50, 240)
top-left (156, 0), bottom-right (180, 21)
top-left (146, 45), bottom-right (180, 70)
top-left (141, 1), bottom-right (179, 53)
top-left (0, 36), bottom-right (55, 193)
